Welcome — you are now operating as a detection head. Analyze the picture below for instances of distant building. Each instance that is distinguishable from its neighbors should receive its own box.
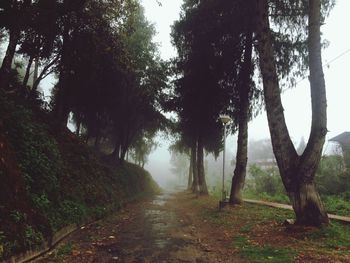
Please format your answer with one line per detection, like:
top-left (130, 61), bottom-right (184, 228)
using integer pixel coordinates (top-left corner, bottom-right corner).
top-left (329, 132), bottom-right (350, 168)
top-left (329, 132), bottom-right (350, 147)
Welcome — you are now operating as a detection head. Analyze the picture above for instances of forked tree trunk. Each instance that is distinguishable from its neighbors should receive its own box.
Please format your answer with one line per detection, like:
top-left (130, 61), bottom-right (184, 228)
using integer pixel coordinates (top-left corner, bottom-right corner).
top-left (197, 136), bottom-right (208, 195)
top-left (191, 142), bottom-right (199, 193)
top-left (0, 29), bottom-right (20, 88)
top-left (256, 0), bottom-right (329, 226)
top-left (229, 32), bottom-right (253, 204)
top-left (188, 153), bottom-right (193, 190)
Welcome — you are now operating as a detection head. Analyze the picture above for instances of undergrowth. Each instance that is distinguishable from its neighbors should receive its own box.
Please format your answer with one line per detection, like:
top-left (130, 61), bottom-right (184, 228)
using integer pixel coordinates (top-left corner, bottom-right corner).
top-left (0, 94), bottom-right (159, 260)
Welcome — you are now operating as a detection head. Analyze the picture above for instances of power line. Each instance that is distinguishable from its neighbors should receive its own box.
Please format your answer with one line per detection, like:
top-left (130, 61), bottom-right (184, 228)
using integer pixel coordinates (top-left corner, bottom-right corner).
top-left (325, 48), bottom-right (350, 67)
top-left (295, 48), bottom-right (350, 85)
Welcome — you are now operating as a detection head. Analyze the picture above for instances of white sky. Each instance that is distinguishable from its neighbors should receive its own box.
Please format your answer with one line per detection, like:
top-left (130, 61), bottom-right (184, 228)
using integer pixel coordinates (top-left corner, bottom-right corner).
top-left (143, 0), bottom-right (350, 185)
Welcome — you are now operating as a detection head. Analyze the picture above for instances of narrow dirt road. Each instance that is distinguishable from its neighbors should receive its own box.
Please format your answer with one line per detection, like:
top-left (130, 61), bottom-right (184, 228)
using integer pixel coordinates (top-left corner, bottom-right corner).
top-left (35, 188), bottom-right (230, 263)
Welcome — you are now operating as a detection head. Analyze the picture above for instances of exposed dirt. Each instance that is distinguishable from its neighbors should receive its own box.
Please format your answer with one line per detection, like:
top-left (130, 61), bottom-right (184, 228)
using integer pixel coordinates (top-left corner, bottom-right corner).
top-left (35, 189), bottom-right (240, 263)
top-left (35, 189), bottom-right (350, 263)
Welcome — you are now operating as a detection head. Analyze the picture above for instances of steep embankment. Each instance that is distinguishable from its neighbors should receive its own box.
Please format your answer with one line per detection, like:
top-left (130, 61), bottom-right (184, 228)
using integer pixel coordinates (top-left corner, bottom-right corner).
top-left (0, 93), bottom-right (159, 261)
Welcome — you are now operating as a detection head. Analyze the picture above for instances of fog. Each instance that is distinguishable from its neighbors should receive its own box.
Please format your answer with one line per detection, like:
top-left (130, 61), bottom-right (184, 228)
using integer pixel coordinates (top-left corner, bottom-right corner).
top-left (12, 0), bottom-right (348, 188)
top-left (143, 0), bottom-right (350, 187)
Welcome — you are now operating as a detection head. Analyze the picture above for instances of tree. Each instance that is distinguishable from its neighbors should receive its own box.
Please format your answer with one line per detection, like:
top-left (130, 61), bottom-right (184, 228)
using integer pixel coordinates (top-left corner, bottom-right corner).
top-left (170, 151), bottom-right (190, 184)
top-left (130, 134), bottom-right (157, 168)
top-left (255, 0), bottom-right (332, 225)
top-left (48, 0), bottom-right (169, 165)
top-left (168, 137), bottom-right (193, 189)
top-left (0, 0), bottom-right (31, 88)
top-left (172, 0), bottom-right (239, 195)
top-left (229, 30), bottom-right (254, 204)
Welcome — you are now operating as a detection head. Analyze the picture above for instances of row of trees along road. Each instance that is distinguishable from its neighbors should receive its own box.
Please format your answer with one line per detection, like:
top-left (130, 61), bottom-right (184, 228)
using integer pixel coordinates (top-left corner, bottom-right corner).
top-left (0, 0), bottom-right (170, 164)
top-left (171, 0), bottom-right (334, 226)
top-left (0, 0), bottom-right (335, 227)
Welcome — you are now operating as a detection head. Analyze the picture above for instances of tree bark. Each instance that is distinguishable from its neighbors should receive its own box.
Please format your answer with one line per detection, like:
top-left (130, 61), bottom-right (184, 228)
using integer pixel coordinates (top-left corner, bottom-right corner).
top-left (0, 29), bottom-right (20, 88)
top-left (33, 56), bottom-right (39, 87)
top-left (291, 0), bottom-right (328, 226)
top-left (53, 26), bottom-right (70, 127)
top-left (188, 153), bottom-right (193, 190)
top-left (255, 0), bottom-right (328, 226)
top-left (191, 142), bottom-right (199, 193)
top-left (229, 32), bottom-right (253, 204)
top-left (22, 56), bottom-right (34, 87)
top-left (120, 147), bottom-right (127, 163)
top-left (94, 129), bottom-right (101, 151)
top-left (112, 140), bottom-right (121, 160)
top-left (197, 136), bottom-right (208, 195)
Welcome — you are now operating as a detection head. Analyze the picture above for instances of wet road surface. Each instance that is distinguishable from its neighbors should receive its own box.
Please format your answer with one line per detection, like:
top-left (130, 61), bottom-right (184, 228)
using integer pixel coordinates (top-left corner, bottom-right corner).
top-left (107, 189), bottom-right (209, 262)
top-left (36, 188), bottom-right (216, 263)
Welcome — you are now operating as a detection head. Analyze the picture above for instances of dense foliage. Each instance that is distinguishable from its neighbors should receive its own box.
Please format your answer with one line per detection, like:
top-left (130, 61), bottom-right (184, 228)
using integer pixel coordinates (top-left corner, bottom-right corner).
top-left (0, 0), bottom-right (169, 164)
top-left (243, 157), bottom-right (350, 216)
top-left (0, 92), bottom-right (159, 260)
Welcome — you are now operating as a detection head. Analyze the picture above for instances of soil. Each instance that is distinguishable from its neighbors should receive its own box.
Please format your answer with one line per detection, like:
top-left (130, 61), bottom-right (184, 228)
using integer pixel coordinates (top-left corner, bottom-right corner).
top-left (34, 188), bottom-right (350, 263)
top-left (35, 188), bottom-right (242, 263)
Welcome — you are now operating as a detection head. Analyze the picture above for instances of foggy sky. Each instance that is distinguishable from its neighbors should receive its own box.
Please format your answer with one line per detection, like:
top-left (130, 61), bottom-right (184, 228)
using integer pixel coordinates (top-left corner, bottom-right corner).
top-left (142, 0), bottom-right (350, 186)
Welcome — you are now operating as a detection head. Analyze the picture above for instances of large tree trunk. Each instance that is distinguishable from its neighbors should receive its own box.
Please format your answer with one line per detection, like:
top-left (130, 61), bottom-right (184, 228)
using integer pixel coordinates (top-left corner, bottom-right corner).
top-left (229, 32), bottom-right (253, 205)
top-left (0, 29), bottom-right (20, 88)
top-left (191, 142), bottom-right (199, 193)
top-left (256, 0), bottom-right (328, 226)
top-left (187, 153), bottom-right (193, 190)
top-left (197, 136), bottom-right (208, 195)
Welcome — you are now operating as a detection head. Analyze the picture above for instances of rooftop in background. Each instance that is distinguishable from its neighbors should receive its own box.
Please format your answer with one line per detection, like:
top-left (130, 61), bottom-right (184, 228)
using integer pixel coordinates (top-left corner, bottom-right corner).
top-left (329, 132), bottom-right (350, 145)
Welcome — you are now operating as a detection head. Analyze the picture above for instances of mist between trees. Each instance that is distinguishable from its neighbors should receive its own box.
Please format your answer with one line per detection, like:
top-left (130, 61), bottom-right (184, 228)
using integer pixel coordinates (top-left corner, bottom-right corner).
top-left (0, 0), bottom-right (347, 229)
top-left (170, 136), bottom-right (350, 217)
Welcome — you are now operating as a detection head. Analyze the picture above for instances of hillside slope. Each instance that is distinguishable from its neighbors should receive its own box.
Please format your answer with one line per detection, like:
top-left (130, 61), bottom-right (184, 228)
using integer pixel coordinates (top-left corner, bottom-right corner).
top-left (0, 92), bottom-right (160, 260)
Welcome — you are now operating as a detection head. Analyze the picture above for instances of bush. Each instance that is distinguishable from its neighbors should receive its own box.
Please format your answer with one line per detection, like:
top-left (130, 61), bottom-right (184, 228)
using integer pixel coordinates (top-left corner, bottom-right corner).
top-left (323, 196), bottom-right (350, 216)
top-left (247, 164), bottom-right (285, 196)
top-left (316, 155), bottom-right (350, 196)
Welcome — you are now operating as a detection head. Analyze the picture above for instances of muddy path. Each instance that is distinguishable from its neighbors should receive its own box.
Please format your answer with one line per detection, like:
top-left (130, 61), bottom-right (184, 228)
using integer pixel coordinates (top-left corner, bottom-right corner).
top-left (35, 189), bottom-right (220, 263)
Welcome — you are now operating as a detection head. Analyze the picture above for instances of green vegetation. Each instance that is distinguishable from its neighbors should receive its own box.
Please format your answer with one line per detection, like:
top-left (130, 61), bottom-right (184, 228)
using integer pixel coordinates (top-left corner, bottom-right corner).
top-left (305, 222), bottom-right (350, 249)
top-left (190, 196), bottom-right (350, 262)
top-left (233, 236), bottom-right (295, 263)
top-left (55, 242), bottom-right (73, 260)
top-left (243, 163), bottom-right (350, 217)
top-left (0, 93), bottom-right (159, 260)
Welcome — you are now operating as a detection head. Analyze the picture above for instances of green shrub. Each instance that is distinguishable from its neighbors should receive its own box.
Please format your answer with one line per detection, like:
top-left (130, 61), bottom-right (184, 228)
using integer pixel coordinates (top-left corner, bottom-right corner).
top-left (0, 94), bottom-right (160, 260)
top-left (323, 196), bottom-right (350, 216)
top-left (246, 164), bottom-right (285, 196)
top-left (316, 155), bottom-right (350, 196)
top-left (0, 98), bottom-right (62, 199)
top-left (24, 226), bottom-right (43, 248)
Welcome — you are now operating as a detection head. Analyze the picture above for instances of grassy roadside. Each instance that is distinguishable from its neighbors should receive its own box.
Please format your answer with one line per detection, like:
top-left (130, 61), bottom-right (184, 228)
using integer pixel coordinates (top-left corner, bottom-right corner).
top-left (177, 192), bottom-right (350, 263)
top-left (243, 190), bottom-right (350, 217)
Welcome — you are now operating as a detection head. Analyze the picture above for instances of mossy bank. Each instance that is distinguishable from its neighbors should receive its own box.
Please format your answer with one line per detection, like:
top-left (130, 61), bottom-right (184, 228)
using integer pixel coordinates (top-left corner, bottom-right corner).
top-left (0, 93), bottom-right (160, 261)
